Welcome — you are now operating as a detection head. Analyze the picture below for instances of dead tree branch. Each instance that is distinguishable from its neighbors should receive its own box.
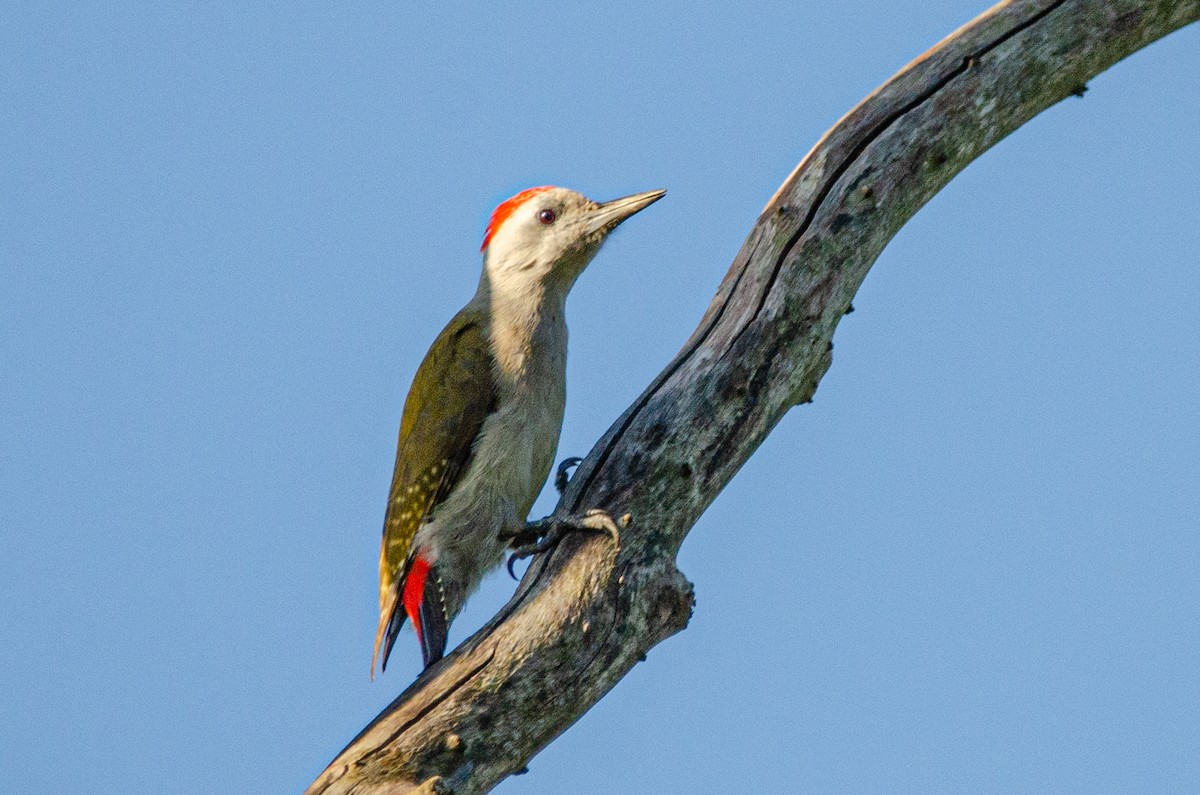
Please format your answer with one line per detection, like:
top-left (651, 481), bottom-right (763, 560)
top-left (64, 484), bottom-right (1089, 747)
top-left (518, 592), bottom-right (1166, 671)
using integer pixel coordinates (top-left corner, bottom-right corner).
top-left (307, 1), bottom-right (1198, 792)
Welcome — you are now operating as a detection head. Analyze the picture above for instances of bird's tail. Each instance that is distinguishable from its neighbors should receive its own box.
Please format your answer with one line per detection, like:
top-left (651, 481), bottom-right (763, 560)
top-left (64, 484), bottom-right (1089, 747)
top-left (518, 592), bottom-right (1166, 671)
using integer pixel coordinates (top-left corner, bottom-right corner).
top-left (371, 552), bottom-right (449, 677)
top-left (370, 581), bottom-right (403, 680)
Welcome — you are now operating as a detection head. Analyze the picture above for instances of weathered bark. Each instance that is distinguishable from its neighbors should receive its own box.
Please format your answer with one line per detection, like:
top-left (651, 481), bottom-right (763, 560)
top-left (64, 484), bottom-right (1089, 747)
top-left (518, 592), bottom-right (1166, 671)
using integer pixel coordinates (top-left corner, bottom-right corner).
top-left (307, 1), bottom-right (1199, 792)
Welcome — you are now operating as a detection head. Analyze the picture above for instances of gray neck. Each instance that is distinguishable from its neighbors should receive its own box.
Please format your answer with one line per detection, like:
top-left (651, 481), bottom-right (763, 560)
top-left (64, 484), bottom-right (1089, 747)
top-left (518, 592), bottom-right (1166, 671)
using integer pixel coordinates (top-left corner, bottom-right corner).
top-left (472, 272), bottom-right (570, 388)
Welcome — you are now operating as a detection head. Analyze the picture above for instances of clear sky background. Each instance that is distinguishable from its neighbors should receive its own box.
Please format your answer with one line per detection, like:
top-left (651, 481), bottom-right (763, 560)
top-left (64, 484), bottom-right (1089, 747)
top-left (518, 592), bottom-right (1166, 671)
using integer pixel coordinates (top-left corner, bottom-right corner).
top-left (3, 2), bottom-right (1197, 793)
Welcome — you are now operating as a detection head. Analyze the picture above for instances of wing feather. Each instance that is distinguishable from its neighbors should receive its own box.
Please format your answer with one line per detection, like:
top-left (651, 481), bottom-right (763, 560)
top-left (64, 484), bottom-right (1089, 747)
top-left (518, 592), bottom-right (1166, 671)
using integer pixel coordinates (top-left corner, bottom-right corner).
top-left (372, 308), bottom-right (496, 674)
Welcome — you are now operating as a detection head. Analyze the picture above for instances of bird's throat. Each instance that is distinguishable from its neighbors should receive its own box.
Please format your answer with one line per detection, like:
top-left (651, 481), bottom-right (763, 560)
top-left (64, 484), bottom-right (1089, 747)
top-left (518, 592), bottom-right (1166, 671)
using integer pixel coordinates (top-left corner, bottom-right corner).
top-left (482, 281), bottom-right (569, 387)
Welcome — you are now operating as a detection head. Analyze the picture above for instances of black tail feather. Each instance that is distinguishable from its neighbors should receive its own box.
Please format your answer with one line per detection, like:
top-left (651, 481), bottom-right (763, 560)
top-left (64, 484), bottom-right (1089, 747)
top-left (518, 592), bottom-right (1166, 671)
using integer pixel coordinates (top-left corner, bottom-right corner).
top-left (379, 607), bottom-right (406, 673)
top-left (418, 567), bottom-right (449, 668)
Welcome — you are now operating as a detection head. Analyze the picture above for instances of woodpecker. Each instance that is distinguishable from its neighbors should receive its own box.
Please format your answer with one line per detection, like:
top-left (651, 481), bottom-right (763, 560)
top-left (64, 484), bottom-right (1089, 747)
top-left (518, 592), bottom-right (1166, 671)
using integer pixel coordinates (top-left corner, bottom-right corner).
top-left (371, 185), bottom-right (665, 675)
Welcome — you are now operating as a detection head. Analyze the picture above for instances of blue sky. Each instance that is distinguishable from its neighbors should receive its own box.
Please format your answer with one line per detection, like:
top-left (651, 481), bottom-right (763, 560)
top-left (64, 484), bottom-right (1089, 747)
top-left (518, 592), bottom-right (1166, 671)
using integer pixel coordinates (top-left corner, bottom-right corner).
top-left (2, 2), bottom-right (1197, 793)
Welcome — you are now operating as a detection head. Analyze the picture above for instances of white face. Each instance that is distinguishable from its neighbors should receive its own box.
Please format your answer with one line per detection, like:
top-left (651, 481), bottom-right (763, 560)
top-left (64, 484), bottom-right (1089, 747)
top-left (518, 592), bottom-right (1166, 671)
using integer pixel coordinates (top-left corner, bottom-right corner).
top-left (482, 187), bottom-right (605, 295)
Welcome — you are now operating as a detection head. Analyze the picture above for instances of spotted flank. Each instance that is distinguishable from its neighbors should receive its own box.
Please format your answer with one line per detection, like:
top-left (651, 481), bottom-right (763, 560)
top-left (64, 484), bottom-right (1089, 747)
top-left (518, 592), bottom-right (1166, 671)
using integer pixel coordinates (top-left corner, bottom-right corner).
top-left (401, 554), bottom-right (450, 667)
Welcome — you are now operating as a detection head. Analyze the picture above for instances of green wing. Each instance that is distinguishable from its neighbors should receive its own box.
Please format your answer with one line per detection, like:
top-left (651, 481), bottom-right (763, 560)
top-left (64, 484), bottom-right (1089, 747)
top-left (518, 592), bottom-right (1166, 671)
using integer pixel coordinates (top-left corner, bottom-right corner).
top-left (378, 307), bottom-right (497, 607)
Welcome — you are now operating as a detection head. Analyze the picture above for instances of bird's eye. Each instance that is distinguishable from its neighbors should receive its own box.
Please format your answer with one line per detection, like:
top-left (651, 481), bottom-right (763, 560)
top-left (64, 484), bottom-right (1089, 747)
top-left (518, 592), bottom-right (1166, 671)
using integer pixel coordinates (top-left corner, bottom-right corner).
top-left (537, 208), bottom-right (557, 225)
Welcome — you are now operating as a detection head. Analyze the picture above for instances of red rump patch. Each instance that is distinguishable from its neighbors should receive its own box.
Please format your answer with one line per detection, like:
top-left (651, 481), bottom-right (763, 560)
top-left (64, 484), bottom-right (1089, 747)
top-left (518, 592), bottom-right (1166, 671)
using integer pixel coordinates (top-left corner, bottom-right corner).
top-left (402, 554), bottom-right (432, 645)
top-left (480, 186), bottom-right (555, 252)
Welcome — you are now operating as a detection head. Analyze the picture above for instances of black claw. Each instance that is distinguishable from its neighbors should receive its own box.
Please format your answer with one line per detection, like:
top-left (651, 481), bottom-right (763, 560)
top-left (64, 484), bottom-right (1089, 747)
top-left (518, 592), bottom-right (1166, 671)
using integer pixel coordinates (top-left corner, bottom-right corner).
top-left (506, 518), bottom-right (550, 578)
top-left (506, 534), bottom-right (556, 579)
top-left (554, 457), bottom-right (583, 494)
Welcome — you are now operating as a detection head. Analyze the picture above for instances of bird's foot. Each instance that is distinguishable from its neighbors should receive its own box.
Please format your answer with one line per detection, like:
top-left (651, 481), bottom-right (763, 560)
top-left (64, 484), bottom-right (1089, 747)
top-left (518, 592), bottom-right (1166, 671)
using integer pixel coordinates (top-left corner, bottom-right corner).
top-left (554, 456), bottom-right (582, 495)
top-left (505, 509), bottom-right (621, 579)
top-left (497, 457), bottom-right (582, 549)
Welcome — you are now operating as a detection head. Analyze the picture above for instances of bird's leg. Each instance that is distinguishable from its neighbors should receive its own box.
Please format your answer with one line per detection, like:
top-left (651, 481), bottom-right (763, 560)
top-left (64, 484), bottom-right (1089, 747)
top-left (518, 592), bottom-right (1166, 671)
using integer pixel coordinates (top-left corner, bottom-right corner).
top-left (497, 520), bottom-right (545, 549)
top-left (504, 509), bottom-right (621, 579)
top-left (554, 456), bottom-right (583, 495)
top-left (497, 456), bottom-right (582, 550)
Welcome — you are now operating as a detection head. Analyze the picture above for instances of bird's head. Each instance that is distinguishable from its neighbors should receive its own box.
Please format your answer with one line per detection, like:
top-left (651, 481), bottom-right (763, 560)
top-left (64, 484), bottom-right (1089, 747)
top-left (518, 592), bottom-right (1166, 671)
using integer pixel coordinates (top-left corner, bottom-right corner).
top-left (480, 186), bottom-right (665, 295)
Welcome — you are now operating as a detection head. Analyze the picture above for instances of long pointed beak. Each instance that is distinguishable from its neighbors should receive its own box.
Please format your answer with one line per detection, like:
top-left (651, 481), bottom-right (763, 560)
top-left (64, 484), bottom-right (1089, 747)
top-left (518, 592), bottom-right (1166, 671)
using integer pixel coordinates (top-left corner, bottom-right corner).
top-left (585, 189), bottom-right (667, 236)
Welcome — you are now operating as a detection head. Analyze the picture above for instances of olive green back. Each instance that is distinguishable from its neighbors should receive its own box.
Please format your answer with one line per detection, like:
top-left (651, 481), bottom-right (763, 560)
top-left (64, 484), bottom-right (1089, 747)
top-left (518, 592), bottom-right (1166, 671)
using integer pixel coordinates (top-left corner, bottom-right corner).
top-left (380, 308), bottom-right (497, 589)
